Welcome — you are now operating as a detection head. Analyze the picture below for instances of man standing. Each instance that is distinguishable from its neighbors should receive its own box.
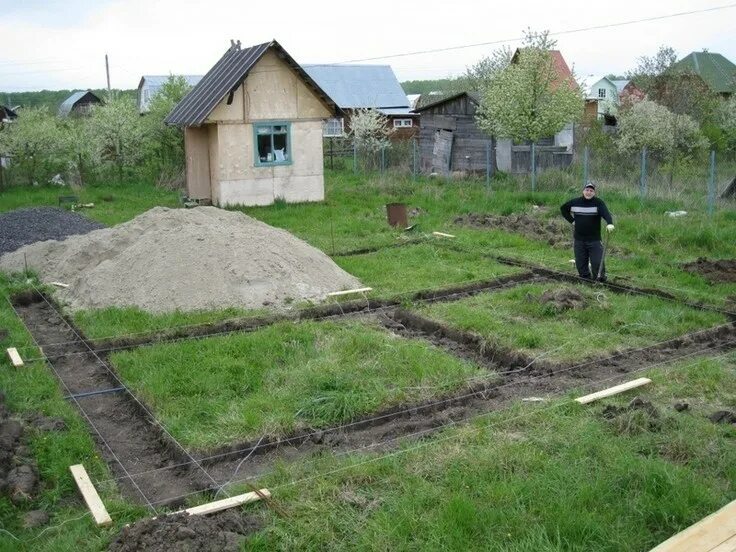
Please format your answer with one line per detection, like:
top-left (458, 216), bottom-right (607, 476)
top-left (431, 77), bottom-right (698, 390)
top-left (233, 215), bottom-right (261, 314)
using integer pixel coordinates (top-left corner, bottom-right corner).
top-left (560, 182), bottom-right (614, 281)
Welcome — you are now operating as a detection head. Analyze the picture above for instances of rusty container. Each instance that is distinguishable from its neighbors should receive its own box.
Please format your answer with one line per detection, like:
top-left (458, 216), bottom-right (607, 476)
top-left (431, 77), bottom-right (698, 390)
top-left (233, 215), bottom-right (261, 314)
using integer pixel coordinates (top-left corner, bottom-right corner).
top-left (386, 203), bottom-right (408, 228)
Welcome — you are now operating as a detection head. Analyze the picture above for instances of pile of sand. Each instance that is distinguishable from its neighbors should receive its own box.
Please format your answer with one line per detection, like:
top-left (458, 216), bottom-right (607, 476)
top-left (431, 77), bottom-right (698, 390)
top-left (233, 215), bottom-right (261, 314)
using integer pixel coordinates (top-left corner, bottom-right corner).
top-left (0, 207), bottom-right (362, 313)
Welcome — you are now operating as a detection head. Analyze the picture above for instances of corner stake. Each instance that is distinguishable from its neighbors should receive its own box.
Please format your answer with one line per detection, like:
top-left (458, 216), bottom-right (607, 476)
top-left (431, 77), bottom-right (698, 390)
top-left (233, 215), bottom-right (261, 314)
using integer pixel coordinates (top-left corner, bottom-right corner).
top-left (6, 348), bottom-right (23, 368)
top-left (69, 464), bottom-right (112, 526)
top-left (575, 377), bottom-right (652, 405)
top-left (179, 489), bottom-right (271, 516)
top-left (432, 231), bottom-right (456, 238)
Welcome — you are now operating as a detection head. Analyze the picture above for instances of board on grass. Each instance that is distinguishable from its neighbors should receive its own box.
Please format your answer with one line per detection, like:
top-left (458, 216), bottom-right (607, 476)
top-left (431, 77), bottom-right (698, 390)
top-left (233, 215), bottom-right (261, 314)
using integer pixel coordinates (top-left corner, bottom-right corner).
top-left (69, 464), bottom-right (112, 526)
top-left (575, 377), bottom-right (652, 405)
top-left (649, 499), bottom-right (736, 551)
top-left (6, 348), bottom-right (23, 368)
top-left (180, 489), bottom-right (271, 516)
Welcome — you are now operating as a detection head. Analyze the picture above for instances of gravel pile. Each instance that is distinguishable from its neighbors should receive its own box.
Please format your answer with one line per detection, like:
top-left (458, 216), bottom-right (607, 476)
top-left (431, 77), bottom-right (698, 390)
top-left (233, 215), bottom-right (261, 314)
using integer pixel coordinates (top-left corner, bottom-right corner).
top-left (0, 207), bottom-right (105, 256)
top-left (0, 206), bottom-right (362, 313)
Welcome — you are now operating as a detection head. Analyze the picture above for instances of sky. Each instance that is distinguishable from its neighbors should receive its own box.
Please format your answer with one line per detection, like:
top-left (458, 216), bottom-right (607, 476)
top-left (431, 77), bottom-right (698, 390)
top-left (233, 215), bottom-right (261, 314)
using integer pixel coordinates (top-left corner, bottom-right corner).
top-left (0, 0), bottom-right (735, 93)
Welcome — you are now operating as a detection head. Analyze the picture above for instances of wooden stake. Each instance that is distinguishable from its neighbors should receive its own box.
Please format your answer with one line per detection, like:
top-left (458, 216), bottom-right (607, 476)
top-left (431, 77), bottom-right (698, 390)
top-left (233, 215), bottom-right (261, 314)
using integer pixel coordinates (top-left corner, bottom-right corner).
top-left (49, 281), bottom-right (69, 288)
top-left (575, 377), bottom-right (652, 405)
top-left (69, 464), bottom-right (112, 526)
top-left (6, 347), bottom-right (23, 368)
top-left (327, 287), bottom-right (373, 297)
top-left (432, 231), bottom-right (456, 238)
top-left (181, 488), bottom-right (271, 517)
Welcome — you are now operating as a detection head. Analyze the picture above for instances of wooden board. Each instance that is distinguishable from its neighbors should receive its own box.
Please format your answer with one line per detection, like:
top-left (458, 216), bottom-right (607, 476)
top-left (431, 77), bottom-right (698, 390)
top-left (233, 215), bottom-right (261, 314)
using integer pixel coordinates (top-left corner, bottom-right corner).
top-left (327, 287), bottom-right (373, 297)
top-left (432, 232), bottom-right (456, 238)
top-left (649, 499), bottom-right (736, 552)
top-left (6, 347), bottom-right (23, 368)
top-left (575, 377), bottom-right (652, 405)
top-left (183, 488), bottom-right (271, 516)
top-left (69, 464), bottom-right (112, 526)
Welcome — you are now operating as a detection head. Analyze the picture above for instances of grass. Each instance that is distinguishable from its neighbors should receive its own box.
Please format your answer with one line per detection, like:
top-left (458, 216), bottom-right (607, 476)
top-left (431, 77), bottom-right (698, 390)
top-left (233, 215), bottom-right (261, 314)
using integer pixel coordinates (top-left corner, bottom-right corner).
top-left (416, 282), bottom-right (726, 361)
top-left (109, 319), bottom-right (486, 450)
top-left (240, 353), bottom-right (736, 551)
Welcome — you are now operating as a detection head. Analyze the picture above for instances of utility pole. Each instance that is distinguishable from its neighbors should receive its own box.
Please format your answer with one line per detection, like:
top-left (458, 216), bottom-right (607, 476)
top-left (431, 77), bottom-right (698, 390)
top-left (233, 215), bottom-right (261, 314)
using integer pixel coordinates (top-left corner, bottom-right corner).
top-left (105, 54), bottom-right (111, 91)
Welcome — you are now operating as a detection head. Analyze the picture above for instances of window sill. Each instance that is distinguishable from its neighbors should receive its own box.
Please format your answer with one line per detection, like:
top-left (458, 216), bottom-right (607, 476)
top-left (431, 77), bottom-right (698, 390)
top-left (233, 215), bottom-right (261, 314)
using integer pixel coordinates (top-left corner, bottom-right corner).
top-left (255, 160), bottom-right (293, 167)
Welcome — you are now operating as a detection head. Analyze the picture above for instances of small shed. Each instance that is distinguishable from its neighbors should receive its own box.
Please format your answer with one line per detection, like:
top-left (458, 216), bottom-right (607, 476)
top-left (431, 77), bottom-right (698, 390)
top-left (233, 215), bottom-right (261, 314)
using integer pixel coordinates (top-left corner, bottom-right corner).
top-left (138, 75), bottom-right (203, 114)
top-left (413, 91), bottom-right (492, 175)
top-left (58, 90), bottom-right (102, 117)
top-left (166, 39), bottom-right (340, 207)
top-left (1, 105), bottom-right (18, 123)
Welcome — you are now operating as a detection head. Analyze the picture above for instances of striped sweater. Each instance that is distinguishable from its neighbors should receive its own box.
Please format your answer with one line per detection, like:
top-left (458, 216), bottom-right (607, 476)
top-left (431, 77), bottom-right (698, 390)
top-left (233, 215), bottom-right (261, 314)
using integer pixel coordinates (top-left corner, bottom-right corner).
top-left (560, 196), bottom-right (613, 241)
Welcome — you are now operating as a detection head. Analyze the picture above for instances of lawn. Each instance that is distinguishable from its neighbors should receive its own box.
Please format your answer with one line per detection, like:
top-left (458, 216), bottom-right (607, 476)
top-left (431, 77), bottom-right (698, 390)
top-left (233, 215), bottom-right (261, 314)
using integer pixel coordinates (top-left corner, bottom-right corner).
top-left (109, 318), bottom-right (487, 450)
top-left (416, 282), bottom-right (727, 361)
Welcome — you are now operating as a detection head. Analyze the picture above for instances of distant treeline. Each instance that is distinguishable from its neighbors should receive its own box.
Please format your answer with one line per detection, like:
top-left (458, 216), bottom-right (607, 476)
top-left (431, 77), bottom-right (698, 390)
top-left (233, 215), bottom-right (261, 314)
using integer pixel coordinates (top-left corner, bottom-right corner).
top-left (400, 78), bottom-right (464, 95)
top-left (1, 89), bottom-right (136, 111)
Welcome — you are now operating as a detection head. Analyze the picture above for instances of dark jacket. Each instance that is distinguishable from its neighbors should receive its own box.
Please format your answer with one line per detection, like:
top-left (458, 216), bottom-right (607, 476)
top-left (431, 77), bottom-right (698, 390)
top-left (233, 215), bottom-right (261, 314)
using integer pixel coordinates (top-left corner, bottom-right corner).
top-left (560, 196), bottom-right (613, 241)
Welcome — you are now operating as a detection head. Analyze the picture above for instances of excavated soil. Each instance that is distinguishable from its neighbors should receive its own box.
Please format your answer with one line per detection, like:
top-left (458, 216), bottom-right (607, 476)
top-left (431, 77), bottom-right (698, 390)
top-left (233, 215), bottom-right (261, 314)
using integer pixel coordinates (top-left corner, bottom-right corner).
top-left (683, 258), bottom-right (736, 283)
top-left (455, 213), bottom-right (571, 247)
top-left (0, 206), bottom-right (362, 313)
top-left (538, 288), bottom-right (587, 310)
top-left (0, 392), bottom-right (40, 506)
top-left (108, 510), bottom-right (263, 552)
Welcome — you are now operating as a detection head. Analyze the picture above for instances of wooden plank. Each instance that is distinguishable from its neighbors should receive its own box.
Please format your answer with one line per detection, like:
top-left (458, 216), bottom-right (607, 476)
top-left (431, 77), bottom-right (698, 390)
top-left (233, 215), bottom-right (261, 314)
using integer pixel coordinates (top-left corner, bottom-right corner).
top-left (69, 464), bottom-right (112, 526)
top-left (49, 281), bottom-right (69, 288)
top-left (327, 287), bottom-right (373, 297)
top-left (649, 500), bottom-right (736, 552)
top-left (6, 347), bottom-right (23, 368)
top-left (183, 489), bottom-right (271, 516)
top-left (432, 232), bottom-right (456, 238)
top-left (575, 377), bottom-right (652, 405)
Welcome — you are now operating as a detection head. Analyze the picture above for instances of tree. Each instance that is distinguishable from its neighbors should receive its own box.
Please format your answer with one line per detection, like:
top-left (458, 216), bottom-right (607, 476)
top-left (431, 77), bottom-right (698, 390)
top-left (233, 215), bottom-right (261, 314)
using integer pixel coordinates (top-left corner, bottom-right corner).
top-left (627, 45), bottom-right (678, 94)
top-left (87, 94), bottom-right (144, 183)
top-left (141, 75), bottom-right (193, 184)
top-left (475, 30), bottom-right (583, 144)
top-left (348, 108), bottom-right (393, 153)
top-left (462, 45), bottom-right (513, 91)
top-left (0, 106), bottom-right (64, 186)
top-left (616, 99), bottom-right (707, 185)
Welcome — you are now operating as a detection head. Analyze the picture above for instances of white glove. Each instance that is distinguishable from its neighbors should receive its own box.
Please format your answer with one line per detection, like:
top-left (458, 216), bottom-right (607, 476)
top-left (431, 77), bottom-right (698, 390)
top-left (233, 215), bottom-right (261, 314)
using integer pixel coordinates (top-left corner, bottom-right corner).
top-left (606, 224), bottom-right (615, 232)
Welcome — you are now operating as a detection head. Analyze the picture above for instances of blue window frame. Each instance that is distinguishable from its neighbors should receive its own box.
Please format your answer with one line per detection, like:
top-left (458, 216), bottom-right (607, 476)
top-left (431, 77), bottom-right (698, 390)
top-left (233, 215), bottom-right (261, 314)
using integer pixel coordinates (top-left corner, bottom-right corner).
top-left (254, 122), bottom-right (291, 166)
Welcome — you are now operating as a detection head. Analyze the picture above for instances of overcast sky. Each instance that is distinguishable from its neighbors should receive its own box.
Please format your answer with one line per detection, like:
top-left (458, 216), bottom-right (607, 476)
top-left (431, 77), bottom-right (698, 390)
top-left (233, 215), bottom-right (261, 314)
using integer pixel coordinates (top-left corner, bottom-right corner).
top-left (1, 0), bottom-right (735, 93)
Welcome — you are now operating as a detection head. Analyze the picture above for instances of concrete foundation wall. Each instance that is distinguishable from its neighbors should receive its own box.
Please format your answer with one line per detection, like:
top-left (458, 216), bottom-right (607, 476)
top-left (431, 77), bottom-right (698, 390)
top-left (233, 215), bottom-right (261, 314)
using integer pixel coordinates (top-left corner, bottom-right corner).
top-left (495, 138), bottom-right (512, 172)
top-left (184, 126), bottom-right (211, 199)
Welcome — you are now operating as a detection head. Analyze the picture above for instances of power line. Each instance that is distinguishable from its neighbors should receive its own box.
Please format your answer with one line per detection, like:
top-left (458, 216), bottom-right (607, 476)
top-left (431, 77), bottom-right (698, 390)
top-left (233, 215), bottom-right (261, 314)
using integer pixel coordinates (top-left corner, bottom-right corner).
top-left (335, 3), bottom-right (736, 63)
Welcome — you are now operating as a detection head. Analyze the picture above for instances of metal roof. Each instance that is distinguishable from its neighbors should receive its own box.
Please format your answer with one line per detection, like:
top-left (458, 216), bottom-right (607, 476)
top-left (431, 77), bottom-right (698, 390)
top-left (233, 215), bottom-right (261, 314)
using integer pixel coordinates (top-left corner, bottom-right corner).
top-left (671, 51), bottom-right (736, 94)
top-left (58, 90), bottom-right (102, 117)
top-left (166, 40), bottom-right (339, 127)
top-left (302, 64), bottom-right (409, 110)
top-left (611, 79), bottom-right (629, 93)
top-left (139, 75), bottom-right (203, 89)
top-left (412, 91), bottom-right (480, 112)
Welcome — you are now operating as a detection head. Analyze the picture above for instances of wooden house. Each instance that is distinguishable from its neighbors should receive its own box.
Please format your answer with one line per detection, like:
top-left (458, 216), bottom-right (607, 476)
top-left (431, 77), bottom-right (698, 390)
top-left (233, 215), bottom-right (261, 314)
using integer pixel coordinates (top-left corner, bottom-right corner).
top-left (58, 90), bottom-right (102, 117)
top-left (166, 40), bottom-right (340, 207)
top-left (412, 91), bottom-right (491, 175)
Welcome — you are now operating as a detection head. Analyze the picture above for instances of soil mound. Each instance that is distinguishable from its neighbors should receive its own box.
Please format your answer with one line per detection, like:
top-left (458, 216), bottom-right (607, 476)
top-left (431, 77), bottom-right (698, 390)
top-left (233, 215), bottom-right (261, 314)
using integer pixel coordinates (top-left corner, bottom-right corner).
top-left (0, 207), bottom-right (362, 313)
top-left (454, 213), bottom-right (570, 247)
top-left (0, 207), bottom-right (105, 256)
top-left (108, 510), bottom-right (262, 552)
top-left (683, 257), bottom-right (736, 283)
top-left (539, 288), bottom-right (587, 310)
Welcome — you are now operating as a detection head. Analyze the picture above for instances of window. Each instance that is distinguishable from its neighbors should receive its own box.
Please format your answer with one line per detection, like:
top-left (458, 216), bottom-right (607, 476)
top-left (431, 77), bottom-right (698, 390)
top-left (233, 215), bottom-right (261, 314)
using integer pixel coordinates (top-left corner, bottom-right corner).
top-left (254, 122), bottom-right (291, 166)
top-left (323, 117), bottom-right (344, 137)
top-left (598, 88), bottom-right (606, 99)
top-left (393, 118), bottom-right (413, 128)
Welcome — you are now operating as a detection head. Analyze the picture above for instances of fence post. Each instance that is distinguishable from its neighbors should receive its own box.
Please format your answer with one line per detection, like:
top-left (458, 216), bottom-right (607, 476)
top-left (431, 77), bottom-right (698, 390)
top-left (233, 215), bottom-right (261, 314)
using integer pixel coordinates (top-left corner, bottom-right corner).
top-left (583, 145), bottom-right (589, 186)
top-left (381, 146), bottom-right (386, 175)
top-left (708, 150), bottom-right (716, 217)
top-left (531, 142), bottom-right (536, 192)
top-left (353, 142), bottom-right (357, 174)
top-left (485, 140), bottom-right (491, 190)
top-left (639, 146), bottom-right (647, 200)
top-left (412, 139), bottom-right (417, 180)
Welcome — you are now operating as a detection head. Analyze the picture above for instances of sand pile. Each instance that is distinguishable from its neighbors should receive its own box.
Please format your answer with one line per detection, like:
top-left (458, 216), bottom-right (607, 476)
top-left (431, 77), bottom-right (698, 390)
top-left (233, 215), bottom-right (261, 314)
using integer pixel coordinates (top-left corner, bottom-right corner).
top-left (0, 207), bottom-right (362, 313)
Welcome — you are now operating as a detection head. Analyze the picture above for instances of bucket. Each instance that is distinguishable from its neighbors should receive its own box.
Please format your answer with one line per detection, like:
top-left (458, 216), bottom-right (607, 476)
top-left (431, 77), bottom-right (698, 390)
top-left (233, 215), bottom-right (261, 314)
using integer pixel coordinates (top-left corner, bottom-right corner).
top-left (386, 203), bottom-right (408, 228)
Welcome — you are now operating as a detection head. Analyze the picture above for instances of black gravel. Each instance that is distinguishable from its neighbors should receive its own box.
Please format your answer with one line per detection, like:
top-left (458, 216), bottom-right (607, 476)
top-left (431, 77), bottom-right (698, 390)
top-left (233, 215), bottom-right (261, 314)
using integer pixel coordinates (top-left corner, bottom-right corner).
top-left (0, 207), bottom-right (106, 256)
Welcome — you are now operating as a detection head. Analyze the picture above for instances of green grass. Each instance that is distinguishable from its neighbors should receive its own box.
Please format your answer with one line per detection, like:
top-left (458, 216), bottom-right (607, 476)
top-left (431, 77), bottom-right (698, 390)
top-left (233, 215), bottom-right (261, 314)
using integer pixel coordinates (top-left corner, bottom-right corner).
top-left (416, 282), bottom-right (726, 361)
top-left (109, 319), bottom-right (486, 450)
top-left (240, 354), bottom-right (736, 551)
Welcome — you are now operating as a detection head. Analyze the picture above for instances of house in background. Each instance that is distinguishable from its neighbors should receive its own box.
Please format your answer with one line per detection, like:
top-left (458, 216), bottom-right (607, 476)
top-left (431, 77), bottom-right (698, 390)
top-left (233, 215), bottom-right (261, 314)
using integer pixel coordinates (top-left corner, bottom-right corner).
top-left (671, 51), bottom-right (736, 97)
top-left (412, 91), bottom-right (490, 175)
top-left (166, 39), bottom-right (340, 207)
top-left (138, 75), bottom-right (203, 114)
top-left (0, 105), bottom-right (18, 124)
top-left (302, 64), bottom-right (417, 139)
top-left (581, 76), bottom-right (645, 124)
top-left (58, 90), bottom-right (102, 117)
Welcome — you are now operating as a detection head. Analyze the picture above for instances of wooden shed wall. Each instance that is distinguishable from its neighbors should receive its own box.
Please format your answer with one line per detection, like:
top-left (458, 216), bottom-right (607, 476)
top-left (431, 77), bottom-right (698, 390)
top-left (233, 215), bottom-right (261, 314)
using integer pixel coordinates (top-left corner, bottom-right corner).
top-left (417, 96), bottom-right (492, 173)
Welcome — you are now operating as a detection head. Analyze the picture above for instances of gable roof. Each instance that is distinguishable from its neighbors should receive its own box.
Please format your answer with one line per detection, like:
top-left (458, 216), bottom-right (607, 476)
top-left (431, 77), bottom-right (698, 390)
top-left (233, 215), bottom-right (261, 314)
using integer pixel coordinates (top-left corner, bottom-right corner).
top-left (580, 75), bottom-right (617, 99)
top-left (610, 79), bottom-right (630, 93)
top-left (412, 91), bottom-right (480, 112)
top-left (166, 40), bottom-right (339, 127)
top-left (302, 64), bottom-right (409, 111)
top-left (671, 51), bottom-right (736, 94)
top-left (58, 90), bottom-right (102, 117)
top-left (511, 48), bottom-right (576, 90)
